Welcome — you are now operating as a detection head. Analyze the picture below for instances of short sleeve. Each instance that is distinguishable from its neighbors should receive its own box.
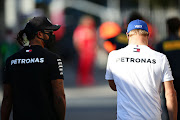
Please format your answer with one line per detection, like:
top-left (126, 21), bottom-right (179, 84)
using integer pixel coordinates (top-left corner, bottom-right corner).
top-left (105, 52), bottom-right (113, 80)
top-left (49, 55), bottom-right (64, 80)
top-left (162, 55), bottom-right (174, 82)
top-left (3, 58), bottom-right (12, 84)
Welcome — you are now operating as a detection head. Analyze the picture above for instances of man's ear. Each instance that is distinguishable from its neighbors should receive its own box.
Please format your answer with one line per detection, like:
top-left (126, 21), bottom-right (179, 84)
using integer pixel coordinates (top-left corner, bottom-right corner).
top-left (147, 33), bottom-right (150, 39)
top-left (37, 31), bottom-right (43, 39)
top-left (126, 32), bottom-right (129, 39)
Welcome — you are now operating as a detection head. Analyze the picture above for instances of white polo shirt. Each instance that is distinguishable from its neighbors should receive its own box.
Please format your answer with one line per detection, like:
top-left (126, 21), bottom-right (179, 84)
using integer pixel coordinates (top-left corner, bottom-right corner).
top-left (105, 45), bottom-right (174, 120)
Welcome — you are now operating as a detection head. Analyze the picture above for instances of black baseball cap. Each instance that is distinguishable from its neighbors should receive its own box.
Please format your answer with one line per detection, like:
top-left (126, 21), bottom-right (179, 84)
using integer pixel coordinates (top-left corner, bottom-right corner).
top-left (25, 16), bottom-right (61, 32)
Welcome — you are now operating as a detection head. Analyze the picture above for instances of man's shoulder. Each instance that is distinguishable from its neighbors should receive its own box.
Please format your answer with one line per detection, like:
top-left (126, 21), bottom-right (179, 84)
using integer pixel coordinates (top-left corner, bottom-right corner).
top-left (40, 49), bottom-right (62, 64)
top-left (108, 46), bottom-right (131, 58)
top-left (111, 46), bottom-right (127, 53)
top-left (148, 47), bottom-right (165, 56)
top-left (147, 48), bottom-right (168, 62)
top-left (43, 49), bottom-right (60, 59)
top-left (6, 48), bottom-right (24, 61)
top-left (109, 49), bottom-right (122, 57)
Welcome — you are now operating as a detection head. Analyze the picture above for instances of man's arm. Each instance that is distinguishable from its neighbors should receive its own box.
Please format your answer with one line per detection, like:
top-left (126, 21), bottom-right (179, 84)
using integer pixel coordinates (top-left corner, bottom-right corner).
top-left (51, 79), bottom-right (66, 120)
top-left (164, 80), bottom-right (177, 120)
top-left (108, 80), bottom-right (117, 91)
top-left (1, 84), bottom-right (12, 120)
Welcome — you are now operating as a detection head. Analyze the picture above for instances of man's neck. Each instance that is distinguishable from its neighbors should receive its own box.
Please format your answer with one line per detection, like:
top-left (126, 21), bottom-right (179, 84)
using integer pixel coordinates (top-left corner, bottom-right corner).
top-left (29, 38), bottom-right (44, 48)
top-left (128, 34), bottom-right (148, 46)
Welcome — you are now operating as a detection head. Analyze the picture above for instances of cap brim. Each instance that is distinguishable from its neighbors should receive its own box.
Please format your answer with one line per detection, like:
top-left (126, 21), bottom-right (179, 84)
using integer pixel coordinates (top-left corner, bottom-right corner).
top-left (45, 25), bottom-right (61, 31)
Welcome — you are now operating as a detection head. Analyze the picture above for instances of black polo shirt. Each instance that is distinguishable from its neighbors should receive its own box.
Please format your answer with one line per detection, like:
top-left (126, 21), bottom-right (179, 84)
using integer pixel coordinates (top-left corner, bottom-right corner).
top-left (156, 35), bottom-right (180, 79)
top-left (3, 45), bottom-right (64, 120)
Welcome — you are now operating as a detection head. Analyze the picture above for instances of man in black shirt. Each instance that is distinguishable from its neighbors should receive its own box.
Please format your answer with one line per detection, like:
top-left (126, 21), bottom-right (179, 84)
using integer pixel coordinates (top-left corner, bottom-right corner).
top-left (156, 17), bottom-right (180, 119)
top-left (1, 16), bottom-right (66, 120)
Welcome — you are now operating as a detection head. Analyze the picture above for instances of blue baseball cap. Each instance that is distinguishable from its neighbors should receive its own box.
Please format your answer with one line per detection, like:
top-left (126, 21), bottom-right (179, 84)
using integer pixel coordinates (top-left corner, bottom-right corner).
top-left (127, 19), bottom-right (148, 33)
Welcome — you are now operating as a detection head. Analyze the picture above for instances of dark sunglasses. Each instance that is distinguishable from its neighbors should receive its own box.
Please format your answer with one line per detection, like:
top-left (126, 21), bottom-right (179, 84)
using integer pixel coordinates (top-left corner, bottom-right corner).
top-left (43, 30), bottom-right (53, 33)
top-left (36, 30), bottom-right (54, 36)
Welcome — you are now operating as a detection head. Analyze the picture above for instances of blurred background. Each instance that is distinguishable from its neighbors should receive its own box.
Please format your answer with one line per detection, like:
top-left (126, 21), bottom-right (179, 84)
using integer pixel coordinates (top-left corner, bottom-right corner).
top-left (0, 0), bottom-right (180, 120)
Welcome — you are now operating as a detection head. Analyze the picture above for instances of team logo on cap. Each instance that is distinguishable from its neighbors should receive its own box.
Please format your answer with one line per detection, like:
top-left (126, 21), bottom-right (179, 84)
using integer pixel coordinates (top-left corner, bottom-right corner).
top-left (134, 25), bottom-right (142, 28)
top-left (47, 18), bottom-right (52, 23)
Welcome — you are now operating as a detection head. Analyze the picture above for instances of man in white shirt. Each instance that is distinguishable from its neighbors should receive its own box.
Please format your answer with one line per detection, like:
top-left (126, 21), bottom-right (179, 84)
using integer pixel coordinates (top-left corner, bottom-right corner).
top-left (105, 19), bottom-right (177, 120)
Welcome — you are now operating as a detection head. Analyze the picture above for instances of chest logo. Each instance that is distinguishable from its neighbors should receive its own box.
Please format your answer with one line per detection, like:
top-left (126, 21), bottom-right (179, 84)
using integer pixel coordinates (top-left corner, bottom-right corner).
top-left (11, 58), bottom-right (44, 65)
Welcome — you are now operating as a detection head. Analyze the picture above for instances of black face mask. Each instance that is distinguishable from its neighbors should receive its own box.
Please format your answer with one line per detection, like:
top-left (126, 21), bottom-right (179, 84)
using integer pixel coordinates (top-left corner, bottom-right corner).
top-left (38, 31), bottom-right (56, 49)
top-left (43, 32), bottom-right (55, 49)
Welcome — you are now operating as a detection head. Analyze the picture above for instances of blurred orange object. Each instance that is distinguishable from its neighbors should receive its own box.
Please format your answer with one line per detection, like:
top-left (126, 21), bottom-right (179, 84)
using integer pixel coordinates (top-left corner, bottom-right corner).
top-left (103, 41), bottom-right (116, 53)
top-left (99, 21), bottom-right (121, 40)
